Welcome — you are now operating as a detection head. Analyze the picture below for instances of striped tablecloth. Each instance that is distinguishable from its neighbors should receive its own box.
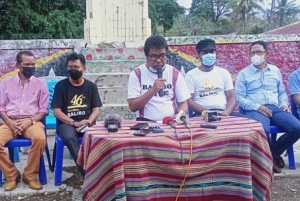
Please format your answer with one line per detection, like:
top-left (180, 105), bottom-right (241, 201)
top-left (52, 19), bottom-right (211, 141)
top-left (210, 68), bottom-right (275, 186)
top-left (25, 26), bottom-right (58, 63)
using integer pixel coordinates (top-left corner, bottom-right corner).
top-left (77, 116), bottom-right (272, 201)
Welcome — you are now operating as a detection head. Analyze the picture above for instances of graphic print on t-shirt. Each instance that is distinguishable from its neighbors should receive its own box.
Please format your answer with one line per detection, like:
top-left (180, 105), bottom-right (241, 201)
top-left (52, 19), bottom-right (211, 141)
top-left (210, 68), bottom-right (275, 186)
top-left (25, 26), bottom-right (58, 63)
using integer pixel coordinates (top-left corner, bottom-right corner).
top-left (67, 94), bottom-right (88, 117)
top-left (198, 79), bottom-right (221, 98)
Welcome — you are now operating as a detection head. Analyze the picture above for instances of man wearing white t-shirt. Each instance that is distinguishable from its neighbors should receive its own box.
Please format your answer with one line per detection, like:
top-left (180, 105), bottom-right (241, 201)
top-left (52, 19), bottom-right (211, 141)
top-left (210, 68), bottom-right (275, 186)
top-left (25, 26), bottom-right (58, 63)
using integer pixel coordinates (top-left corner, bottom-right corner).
top-left (127, 35), bottom-right (190, 122)
top-left (185, 39), bottom-right (239, 117)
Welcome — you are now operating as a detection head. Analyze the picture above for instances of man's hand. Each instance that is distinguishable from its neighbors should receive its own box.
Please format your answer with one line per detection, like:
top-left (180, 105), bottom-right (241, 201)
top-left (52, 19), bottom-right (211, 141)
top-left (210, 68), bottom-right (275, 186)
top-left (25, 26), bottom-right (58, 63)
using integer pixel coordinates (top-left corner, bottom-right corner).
top-left (18, 119), bottom-right (33, 133)
top-left (78, 119), bottom-right (91, 126)
top-left (258, 106), bottom-right (272, 117)
top-left (152, 78), bottom-right (166, 93)
top-left (279, 105), bottom-right (291, 113)
top-left (217, 110), bottom-right (230, 116)
top-left (7, 120), bottom-right (23, 136)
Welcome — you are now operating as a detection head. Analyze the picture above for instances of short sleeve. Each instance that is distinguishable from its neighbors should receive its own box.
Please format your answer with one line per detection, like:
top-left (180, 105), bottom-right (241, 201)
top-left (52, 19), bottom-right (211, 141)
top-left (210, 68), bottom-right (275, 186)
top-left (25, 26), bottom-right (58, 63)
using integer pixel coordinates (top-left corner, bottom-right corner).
top-left (175, 72), bottom-right (191, 102)
top-left (91, 83), bottom-right (102, 108)
top-left (223, 70), bottom-right (234, 91)
top-left (184, 71), bottom-right (195, 94)
top-left (51, 82), bottom-right (64, 109)
top-left (127, 69), bottom-right (141, 99)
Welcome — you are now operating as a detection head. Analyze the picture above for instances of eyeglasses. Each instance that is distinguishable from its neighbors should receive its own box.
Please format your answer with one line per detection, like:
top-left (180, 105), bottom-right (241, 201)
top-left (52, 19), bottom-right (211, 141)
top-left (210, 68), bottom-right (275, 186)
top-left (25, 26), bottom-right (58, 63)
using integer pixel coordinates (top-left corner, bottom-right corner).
top-left (148, 54), bottom-right (167, 61)
top-left (68, 65), bottom-right (83, 70)
top-left (250, 51), bottom-right (266, 56)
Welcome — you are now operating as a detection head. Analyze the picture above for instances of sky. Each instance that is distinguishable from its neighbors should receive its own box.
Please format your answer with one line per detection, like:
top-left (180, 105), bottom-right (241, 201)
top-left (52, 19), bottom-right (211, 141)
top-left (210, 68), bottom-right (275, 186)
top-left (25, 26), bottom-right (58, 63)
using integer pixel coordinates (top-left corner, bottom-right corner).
top-left (177, 0), bottom-right (300, 9)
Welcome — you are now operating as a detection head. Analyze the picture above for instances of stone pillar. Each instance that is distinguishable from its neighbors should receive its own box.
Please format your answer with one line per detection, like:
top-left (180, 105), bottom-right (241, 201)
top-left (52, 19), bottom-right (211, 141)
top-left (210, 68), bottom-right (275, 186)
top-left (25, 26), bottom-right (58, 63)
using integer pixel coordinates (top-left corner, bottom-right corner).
top-left (84, 0), bottom-right (151, 44)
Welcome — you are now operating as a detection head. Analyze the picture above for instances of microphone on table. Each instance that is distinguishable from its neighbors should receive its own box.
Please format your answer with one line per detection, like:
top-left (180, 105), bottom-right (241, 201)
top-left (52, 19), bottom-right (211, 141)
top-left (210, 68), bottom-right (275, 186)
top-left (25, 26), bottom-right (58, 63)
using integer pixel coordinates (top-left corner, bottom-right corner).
top-left (162, 116), bottom-right (176, 129)
top-left (175, 110), bottom-right (190, 128)
top-left (104, 114), bottom-right (122, 132)
top-left (201, 110), bottom-right (221, 122)
top-left (157, 67), bottom-right (164, 97)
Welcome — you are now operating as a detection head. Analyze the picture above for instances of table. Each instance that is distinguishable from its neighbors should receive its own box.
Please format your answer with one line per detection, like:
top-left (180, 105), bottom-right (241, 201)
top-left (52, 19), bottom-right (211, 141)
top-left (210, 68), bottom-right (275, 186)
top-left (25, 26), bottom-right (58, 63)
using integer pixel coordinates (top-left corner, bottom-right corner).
top-left (77, 116), bottom-right (272, 201)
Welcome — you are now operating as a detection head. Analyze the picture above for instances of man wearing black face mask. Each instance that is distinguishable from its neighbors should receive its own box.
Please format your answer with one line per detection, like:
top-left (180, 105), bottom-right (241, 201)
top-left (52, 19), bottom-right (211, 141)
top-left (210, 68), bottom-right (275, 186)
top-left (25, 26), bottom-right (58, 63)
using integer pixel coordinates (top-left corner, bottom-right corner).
top-left (51, 53), bottom-right (102, 177)
top-left (0, 51), bottom-right (49, 191)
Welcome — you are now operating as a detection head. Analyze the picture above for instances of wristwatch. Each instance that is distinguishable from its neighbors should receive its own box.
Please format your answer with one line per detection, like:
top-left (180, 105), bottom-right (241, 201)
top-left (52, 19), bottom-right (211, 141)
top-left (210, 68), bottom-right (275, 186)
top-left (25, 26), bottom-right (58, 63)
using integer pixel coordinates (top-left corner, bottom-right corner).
top-left (71, 120), bottom-right (75, 126)
top-left (31, 118), bottom-right (36, 125)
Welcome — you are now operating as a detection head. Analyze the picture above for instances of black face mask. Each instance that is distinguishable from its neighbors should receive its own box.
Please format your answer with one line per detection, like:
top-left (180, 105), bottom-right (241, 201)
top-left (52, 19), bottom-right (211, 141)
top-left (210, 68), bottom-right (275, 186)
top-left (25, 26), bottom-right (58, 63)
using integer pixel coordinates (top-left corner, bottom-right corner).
top-left (22, 67), bottom-right (35, 78)
top-left (68, 69), bottom-right (83, 80)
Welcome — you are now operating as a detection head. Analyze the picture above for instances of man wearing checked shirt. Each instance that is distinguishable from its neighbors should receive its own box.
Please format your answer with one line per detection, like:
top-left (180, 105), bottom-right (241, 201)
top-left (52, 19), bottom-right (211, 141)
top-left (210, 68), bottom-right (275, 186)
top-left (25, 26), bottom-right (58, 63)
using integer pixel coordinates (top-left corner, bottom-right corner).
top-left (235, 40), bottom-right (300, 174)
top-left (0, 51), bottom-right (49, 191)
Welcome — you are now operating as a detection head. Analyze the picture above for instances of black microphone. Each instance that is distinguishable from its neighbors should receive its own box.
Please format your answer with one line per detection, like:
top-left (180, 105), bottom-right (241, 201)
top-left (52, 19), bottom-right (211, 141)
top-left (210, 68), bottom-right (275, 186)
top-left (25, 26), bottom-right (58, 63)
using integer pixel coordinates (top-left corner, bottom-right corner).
top-left (162, 116), bottom-right (176, 129)
top-left (175, 110), bottom-right (190, 128)
top-left (104, 114), bottom-right (122, 132)
top-left (157, 67), bottom-right (164, 97)
top-left (201, 111), bottom-right (221, 122)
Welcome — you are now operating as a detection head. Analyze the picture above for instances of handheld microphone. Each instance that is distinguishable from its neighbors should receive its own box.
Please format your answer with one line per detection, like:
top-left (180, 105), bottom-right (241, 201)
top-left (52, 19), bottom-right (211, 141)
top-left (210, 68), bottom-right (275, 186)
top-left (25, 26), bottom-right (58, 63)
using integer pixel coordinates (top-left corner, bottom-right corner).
top-left (104, 114), bottom-right (122, 132)
top-left (201, 110), bottom-right (221, 122)
top-left (162, 116), bottom-right (176, 129)
top-left (157, 67), bottom-right (164, 97)
top-left (175, 110), bottom-right (190, 128)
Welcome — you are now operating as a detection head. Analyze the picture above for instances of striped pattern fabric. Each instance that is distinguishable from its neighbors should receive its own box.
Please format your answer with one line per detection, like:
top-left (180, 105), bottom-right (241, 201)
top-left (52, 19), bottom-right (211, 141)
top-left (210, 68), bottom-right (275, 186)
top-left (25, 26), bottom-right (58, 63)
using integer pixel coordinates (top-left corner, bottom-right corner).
top-left (77, 116), bottom-right (272, 201)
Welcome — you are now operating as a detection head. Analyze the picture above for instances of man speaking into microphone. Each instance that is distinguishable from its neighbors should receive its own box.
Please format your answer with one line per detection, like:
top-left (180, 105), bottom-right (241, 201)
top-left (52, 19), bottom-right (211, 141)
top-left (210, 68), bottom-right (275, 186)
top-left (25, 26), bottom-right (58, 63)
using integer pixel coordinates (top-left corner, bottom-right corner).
top-left (127, 35), bottom-right (190, 122)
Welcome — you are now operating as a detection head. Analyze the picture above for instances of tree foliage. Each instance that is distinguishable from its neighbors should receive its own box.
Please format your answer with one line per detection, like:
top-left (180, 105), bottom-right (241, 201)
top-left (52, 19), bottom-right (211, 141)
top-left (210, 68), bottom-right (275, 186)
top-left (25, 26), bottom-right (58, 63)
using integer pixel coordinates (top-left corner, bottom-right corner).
top-left (148, 0), bottom-right (185, 35)
top-left (0, 0), bottom-right (85, 39)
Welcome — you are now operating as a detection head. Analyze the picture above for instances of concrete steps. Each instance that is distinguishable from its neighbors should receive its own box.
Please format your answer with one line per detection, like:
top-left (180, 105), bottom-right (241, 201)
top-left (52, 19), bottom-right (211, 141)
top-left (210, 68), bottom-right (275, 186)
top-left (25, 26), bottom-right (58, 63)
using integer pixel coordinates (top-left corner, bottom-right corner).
top-left (81, 47), bottom-right (145, 120)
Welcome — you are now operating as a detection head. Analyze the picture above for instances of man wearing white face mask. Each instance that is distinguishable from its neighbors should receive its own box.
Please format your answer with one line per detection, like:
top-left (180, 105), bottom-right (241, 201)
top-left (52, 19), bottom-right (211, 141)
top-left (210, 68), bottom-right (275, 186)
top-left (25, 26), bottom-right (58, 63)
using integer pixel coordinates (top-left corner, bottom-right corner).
top-left (185, 39), bottom-right (239, 117)
top-left (235, 40), bottom-right (300, 174)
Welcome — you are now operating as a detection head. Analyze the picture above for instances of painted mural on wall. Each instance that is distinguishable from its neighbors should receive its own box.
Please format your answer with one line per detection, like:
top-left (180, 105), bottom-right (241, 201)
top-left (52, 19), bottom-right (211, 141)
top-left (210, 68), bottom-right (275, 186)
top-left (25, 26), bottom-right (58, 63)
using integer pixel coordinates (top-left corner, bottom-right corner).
top-left (0, 39), bottom-right (83, 82)
top-left (166, 35), bottom-right (300, 89)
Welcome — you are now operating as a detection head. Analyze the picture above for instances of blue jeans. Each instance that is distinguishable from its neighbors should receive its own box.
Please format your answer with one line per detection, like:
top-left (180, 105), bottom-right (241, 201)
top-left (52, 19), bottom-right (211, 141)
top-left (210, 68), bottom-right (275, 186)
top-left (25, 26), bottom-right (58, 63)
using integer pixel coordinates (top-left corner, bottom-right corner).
top-left (244, 104), bottom-right (300, 158)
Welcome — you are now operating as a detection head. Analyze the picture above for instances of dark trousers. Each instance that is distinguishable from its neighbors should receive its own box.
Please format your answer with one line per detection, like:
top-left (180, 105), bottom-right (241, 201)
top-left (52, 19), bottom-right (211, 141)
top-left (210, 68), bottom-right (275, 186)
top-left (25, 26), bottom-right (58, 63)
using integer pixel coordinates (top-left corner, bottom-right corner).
top-left (244, 104), bottom-right (300, 158)
top-left (57, 123), bottom-right (85, 177)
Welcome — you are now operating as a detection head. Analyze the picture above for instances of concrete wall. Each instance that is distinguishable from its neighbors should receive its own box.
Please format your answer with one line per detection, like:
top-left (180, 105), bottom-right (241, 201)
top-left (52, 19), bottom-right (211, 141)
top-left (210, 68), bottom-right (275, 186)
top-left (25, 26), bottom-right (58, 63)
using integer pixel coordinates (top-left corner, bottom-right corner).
top-left (1, 34), bottom-right (300, 120)
top-left (85, 0), bottom-right (151, 43)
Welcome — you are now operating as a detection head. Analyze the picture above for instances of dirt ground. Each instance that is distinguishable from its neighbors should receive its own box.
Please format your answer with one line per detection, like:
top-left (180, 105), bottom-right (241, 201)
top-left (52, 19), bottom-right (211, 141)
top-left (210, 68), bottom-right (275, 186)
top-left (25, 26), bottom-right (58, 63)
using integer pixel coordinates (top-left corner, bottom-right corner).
top-left (2, 168), bottom-right (300, 201)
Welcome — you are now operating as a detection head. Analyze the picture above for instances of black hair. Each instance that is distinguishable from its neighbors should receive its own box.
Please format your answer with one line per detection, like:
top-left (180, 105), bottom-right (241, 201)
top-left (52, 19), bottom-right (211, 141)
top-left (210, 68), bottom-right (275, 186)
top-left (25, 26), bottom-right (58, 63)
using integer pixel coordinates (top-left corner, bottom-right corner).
top-left (250, 41), bottom-right (268, 51)
top-left (67, 52), bottom-right (86, 66)
top-left (16, 51), bottom-right (34, 64)
top-left (144, 35), bottom-right (168, 56)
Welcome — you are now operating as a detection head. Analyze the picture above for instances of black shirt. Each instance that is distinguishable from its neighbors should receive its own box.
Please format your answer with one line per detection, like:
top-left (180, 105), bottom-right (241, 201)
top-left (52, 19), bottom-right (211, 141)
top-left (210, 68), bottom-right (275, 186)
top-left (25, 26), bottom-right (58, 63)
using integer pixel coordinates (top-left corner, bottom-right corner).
top-left (51, 78), bottom-right (102, 125)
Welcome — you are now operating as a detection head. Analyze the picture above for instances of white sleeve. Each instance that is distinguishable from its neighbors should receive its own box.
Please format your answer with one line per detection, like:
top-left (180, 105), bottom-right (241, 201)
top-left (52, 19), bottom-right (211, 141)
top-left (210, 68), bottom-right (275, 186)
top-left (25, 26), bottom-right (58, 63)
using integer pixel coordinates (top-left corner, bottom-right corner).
top-left (184, 72), bottom-right (195, 94)
top-left (175, 73), bottom-right (191, 102)
top-left (224, 70), bottom-right (234, 91)
top-left (127, 70), bottom-right (141, 99)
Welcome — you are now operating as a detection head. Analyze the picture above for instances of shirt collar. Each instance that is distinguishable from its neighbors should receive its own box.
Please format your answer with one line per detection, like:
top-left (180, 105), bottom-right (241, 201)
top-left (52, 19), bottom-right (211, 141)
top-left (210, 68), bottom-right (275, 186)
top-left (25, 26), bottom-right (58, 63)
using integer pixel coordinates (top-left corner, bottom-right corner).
top-left (250, 63), bottom-right (271, 72)
top-left (15, 72), bottom-right (34, 84)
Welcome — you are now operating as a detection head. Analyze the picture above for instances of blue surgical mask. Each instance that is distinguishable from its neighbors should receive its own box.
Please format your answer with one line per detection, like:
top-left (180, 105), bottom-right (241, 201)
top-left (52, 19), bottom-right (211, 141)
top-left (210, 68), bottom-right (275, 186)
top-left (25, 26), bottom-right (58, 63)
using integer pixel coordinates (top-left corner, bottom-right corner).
top-left (202, 53), bottom-right (216, 67)
top-left (148, 65), bottom-right (165, 73)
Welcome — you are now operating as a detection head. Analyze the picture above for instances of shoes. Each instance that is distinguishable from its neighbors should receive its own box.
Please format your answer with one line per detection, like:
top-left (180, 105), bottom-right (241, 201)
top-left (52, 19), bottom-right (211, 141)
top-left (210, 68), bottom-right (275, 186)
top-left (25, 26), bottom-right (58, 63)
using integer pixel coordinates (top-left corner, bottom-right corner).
top-left (4, 171), bottom-right (21, 191)
top-left (22, 175), bottom-right (42, 190)
top-left (273, 164), bottom-right (282, 174)
top-left (273, 156), bottom-right (285, 169)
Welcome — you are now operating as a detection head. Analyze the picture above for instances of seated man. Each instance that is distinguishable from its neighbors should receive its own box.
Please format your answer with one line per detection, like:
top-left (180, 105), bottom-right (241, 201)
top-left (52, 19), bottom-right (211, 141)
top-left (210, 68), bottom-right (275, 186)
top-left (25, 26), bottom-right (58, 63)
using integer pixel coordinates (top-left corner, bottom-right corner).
top-left (185, 39), bottom-right (239, 117)
top-left (235, 40), bottom-right (300, 173)
top-left (0, 51), bottom-right (49, 191)
top-left (127, 35), bottom-right (190, 122)
top-left (51, 53), bottom-right (102, 177)
top-left (289, 68), bottom-right (300, 117)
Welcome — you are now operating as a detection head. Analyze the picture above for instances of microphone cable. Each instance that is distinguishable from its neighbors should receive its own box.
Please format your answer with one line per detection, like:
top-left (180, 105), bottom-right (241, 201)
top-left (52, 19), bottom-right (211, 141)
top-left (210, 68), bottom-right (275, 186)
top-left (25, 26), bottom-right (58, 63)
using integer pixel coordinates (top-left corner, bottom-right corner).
top-left (175, 127), bottom-right (193, 201)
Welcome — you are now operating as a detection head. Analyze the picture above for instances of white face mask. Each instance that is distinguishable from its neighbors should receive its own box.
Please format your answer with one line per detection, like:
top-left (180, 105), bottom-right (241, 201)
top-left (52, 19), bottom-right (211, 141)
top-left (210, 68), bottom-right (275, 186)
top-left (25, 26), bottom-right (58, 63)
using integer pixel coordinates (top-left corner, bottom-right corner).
top-left (251, 54), bottom-right (264, 66)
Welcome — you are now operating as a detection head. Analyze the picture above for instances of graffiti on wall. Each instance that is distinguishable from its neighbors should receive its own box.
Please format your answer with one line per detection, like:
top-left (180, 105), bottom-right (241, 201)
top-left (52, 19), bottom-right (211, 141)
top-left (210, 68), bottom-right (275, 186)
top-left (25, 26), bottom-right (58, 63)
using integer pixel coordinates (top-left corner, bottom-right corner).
top-left (166, 36), bottom-right (300, 88)
top-left (0, 39), bottom-right (83, 82)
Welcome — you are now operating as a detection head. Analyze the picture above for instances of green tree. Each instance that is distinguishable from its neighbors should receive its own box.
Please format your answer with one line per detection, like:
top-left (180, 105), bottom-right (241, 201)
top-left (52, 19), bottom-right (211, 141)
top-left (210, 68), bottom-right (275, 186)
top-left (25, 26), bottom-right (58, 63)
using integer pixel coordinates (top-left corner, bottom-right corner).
top-left (148, 0), bottom-right (185, 35)
top-left (0, 0), bottom-right (85, 39)
top-left (190, 0), bottom-right (232, 23)
top-left (274, 0), bottom-right (300, 27)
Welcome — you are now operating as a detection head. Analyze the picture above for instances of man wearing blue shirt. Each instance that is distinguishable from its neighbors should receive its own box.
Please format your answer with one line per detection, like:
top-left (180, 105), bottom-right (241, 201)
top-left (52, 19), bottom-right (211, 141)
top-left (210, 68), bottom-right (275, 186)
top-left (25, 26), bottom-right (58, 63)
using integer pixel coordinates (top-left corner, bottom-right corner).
top-left (289, 69), bottom-right (300, 117)
top-left (235, 40), bottom-right (300, 173)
